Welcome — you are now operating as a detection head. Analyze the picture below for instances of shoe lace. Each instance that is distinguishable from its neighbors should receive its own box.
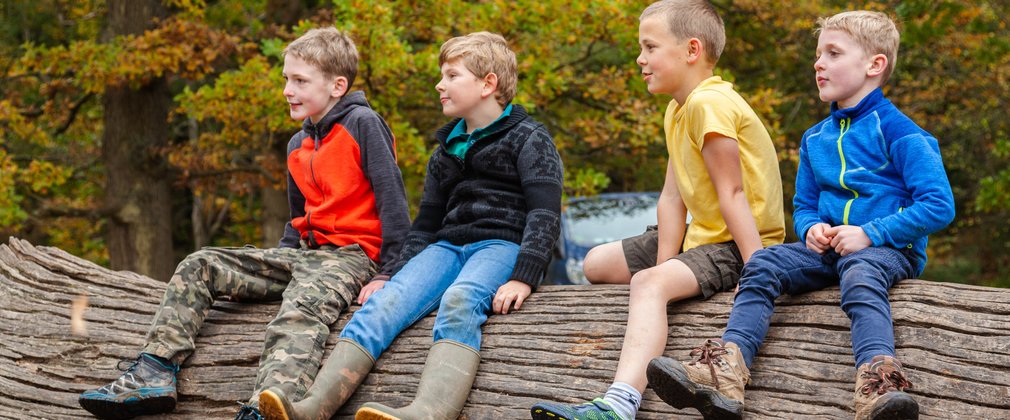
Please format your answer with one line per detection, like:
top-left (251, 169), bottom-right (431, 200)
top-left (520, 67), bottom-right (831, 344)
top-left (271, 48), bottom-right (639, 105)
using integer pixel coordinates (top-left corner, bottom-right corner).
top-left (688, 339), bottom-right (729, 389)
top-left (101, 356), bottom-right (177, 393)
top-left (100, 358), bottom-right (144, 392)
top-left (235, 403), bottom-right (264, 420)
top-left (859, 364), bottom-right (913, 396)
top-left (115, 358), bottom-right (141, 373)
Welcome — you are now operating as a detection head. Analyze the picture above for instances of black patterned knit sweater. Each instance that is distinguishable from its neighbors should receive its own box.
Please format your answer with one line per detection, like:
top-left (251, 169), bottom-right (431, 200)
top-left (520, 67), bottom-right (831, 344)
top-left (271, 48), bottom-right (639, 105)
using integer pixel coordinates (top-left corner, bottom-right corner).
top-left (387, 104), bottom-right (563, 288)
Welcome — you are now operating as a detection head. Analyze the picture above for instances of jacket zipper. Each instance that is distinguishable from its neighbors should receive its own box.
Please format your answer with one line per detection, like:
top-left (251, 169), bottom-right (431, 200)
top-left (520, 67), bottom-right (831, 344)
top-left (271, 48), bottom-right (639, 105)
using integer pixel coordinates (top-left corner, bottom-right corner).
top-left (836, 117), bottom-right (857, 225)
top-left (306, 132), bottom-right (326, 246)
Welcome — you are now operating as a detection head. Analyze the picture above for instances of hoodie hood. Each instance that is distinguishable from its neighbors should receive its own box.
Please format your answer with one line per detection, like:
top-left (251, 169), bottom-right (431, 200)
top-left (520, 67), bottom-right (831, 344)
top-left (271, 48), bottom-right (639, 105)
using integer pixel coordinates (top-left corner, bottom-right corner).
top-left (302, 91), bottom-right (371, 142)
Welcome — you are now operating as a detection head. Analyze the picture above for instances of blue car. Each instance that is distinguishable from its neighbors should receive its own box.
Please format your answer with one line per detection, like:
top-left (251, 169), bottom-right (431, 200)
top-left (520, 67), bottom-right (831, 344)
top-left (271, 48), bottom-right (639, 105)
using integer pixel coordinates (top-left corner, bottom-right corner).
top-left (546, 192), bottom-right (661, 285)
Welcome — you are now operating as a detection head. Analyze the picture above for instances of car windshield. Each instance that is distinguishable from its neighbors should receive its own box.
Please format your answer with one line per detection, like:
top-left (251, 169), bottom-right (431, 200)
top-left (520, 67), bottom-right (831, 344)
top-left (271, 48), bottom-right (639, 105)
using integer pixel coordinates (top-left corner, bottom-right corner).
top-left (564, 194), bottom-right (659, 247)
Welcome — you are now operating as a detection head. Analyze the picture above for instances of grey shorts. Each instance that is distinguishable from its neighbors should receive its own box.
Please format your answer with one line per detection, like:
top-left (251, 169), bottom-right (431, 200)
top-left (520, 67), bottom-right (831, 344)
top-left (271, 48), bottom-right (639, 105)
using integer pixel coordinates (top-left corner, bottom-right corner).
top-left (621, 225), bottom-right (744, 298)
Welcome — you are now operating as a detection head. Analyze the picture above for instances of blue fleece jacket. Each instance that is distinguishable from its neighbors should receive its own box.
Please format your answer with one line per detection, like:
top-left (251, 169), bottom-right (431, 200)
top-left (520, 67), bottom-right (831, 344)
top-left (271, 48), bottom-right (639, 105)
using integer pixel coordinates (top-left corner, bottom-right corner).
top-left (793, 88), bottom-right (955, 276)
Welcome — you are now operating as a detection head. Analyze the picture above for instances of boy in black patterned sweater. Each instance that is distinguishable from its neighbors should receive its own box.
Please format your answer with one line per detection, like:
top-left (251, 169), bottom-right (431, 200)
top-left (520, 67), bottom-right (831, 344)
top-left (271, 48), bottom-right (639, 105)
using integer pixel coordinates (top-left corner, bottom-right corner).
top-left (258, 31), bottom-right (564, 420)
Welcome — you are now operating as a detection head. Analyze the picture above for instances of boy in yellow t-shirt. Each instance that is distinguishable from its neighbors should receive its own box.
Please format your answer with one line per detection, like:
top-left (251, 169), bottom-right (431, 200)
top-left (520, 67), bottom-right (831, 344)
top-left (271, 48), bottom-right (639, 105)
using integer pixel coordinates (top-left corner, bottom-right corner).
top-left (531, 1), bottom-right (783, 419)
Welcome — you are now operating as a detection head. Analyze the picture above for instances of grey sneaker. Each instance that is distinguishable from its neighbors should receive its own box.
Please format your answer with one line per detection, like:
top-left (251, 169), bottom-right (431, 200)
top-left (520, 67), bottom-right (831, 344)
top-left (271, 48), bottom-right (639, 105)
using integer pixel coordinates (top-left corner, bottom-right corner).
top-left (78, 353), bottom-right (179, 419)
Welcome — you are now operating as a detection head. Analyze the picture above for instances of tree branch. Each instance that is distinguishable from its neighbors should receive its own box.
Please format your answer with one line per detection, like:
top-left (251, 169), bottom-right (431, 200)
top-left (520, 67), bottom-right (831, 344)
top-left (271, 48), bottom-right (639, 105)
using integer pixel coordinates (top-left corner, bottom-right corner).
top-left (552, 39), bottom-right (599, 72)
top-left (53, 92), bottom-right (95, 136)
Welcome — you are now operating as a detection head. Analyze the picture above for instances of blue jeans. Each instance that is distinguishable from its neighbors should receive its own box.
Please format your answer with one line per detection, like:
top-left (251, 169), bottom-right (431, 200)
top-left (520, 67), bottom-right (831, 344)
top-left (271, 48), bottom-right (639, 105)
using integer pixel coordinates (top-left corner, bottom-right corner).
top-left (339, 239), bottom-right (520, 360)
top-left (722, 242), bottom-right (914, 368)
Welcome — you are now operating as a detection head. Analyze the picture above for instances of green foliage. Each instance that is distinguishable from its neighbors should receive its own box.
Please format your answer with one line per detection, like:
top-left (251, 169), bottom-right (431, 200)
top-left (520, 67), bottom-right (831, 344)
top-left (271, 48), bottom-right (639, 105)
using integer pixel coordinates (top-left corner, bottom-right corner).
top-left (0, 150), bottom-right (27, 227)
top-left (1, 0), bottom-right (1007, 285)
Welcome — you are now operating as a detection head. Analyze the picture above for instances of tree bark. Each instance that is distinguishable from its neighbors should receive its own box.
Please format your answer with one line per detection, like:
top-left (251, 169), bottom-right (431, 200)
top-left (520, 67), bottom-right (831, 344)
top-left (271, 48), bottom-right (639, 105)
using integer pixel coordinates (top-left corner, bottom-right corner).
top-left (101, 0), bottom-right (175, 281)
top-left (2, 238), bottom-right (1008, 419)
top-left (261, 185), bottom-right (288, 248)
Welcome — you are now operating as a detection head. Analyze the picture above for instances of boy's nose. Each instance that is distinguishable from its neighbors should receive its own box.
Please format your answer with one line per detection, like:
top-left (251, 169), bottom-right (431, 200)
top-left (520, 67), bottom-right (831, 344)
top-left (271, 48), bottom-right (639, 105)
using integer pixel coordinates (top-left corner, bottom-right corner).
top-left (636, 54), bottom-right (647, 67)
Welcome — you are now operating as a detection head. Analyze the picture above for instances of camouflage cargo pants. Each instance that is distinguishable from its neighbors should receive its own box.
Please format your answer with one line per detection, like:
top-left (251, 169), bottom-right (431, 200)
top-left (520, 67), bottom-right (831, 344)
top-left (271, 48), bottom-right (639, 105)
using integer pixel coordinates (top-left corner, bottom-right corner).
top-left (141, 244), bottom-right (376, 405)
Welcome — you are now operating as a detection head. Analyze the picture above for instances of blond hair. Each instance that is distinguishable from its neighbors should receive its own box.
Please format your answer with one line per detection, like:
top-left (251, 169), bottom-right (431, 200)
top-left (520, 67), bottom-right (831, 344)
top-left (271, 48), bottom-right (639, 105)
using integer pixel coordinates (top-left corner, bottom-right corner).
top-left (641, 0), bottom-right (726, 65)
top-left (816, 11), bottom-right (900, 84)
top-left (439, 32), bottom-right (517, 106)
top-left (283, 27), bottom-right (358, 87)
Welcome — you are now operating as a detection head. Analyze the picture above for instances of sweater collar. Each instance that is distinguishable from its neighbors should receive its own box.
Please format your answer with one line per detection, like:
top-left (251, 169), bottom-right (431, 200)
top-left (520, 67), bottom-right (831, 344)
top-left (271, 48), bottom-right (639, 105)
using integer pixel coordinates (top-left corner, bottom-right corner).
top-left (446, 104), bottom-right (513, 144)
top-left (829, 87), bottom-right (889, 122)
top-left (435, 103), bottom-right (528, 145)
top-left (302, 91), bottom-right (370, 141)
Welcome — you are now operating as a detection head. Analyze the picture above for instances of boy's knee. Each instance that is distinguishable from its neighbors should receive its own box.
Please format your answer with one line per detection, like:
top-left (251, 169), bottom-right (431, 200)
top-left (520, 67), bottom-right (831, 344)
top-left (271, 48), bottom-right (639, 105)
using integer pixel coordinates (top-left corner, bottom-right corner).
top-left (737, 260), bottom-right (785, 294)
top-left (583, 245), bottom-right (629, 283)
top-left (438, 286), bottom-right (481, 318)
top-left (628, 268), bottom-right (667, 296)
top-left (177, 249), bottom-right (217, 270)
top-left (582, 247), bottom-right (606, 278)
top-left (747, 247), bottom-right (781, 267)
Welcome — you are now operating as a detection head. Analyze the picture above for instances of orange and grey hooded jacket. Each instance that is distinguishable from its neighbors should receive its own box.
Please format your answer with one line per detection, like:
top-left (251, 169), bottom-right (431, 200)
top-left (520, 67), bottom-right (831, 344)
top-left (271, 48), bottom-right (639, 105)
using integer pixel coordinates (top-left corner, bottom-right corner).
top-left (278, 91), bottom-right (410, 277)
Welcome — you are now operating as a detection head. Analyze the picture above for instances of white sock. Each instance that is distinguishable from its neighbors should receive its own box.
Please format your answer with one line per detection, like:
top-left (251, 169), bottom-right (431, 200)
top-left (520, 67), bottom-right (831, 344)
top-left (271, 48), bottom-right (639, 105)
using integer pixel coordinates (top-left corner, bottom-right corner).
top-left (602, 381), bottom-right (641, 420)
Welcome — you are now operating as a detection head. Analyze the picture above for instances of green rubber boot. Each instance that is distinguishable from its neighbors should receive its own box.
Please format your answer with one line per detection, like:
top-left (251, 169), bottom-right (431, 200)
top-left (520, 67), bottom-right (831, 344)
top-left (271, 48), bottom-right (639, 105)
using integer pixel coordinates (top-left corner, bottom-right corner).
top-left (355, 340), bottom-right (480, 420)
top-left (259, 338), bottom-right (374, 420)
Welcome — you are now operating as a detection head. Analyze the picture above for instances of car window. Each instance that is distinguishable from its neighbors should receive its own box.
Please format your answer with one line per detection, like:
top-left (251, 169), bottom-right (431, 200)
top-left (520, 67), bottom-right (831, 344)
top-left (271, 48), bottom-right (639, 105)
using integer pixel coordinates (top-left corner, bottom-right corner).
top-left (565, 194), bottom-right (659, 247)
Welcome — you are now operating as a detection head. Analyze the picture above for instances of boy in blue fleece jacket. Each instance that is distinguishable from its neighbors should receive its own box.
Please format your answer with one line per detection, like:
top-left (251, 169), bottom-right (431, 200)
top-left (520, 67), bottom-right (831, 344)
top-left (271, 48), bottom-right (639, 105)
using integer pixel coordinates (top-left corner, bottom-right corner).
top-left (645, 11), bottom-right (955, 420)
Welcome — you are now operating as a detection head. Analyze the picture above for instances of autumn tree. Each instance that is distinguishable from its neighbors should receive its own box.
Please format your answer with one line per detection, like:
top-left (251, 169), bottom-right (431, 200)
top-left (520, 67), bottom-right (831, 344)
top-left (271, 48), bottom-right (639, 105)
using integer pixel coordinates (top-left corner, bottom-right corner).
top-left (1, 0), bottom-right (1007, 286)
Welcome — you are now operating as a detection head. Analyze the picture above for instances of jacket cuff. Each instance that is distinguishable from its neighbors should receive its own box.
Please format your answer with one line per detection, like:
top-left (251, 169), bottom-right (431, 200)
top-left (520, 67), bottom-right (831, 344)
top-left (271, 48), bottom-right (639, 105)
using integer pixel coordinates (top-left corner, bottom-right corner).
top-left (860, 221), bottom-right (886, 247)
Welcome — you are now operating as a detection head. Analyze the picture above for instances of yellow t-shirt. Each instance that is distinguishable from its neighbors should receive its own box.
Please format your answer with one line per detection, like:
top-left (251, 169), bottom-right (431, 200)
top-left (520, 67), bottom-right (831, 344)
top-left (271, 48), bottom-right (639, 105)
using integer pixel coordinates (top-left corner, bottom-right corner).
top-left (664, 76), bottom-right (785, 251)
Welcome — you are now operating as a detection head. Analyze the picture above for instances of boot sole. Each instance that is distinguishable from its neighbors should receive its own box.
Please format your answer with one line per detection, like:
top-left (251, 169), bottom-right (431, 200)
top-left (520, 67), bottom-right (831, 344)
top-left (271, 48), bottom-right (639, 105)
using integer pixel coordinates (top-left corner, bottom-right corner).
top-left (258, 390), bottom-right (292, 420)
top-left (647, 357), bottom-right (743, 420)
top-left (871, 392), bottom-right (919, 420)
top-left (78, 395), bottom-right (175, 420)
top-left (355, 406), bottom-right (400, 420)
top-left (530, 405), bottom-right (573, 420)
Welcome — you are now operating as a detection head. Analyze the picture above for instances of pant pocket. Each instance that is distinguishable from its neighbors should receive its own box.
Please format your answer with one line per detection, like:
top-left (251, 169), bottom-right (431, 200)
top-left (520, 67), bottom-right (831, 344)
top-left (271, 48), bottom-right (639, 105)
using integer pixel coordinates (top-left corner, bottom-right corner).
top-left (293, 289), bottom-right (345, 327)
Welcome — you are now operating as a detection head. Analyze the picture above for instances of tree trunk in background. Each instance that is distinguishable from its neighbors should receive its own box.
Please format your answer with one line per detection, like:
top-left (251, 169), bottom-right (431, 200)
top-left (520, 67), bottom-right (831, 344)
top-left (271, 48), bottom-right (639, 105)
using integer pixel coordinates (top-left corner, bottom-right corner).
top-left (266, 0), bottom-right (315, 28)
top-left (261, 186), bottom-right (288, 248)
top-left (260, 0), bottom-right (309, 251)
top-left (102, 0), bottom-right (174, 281)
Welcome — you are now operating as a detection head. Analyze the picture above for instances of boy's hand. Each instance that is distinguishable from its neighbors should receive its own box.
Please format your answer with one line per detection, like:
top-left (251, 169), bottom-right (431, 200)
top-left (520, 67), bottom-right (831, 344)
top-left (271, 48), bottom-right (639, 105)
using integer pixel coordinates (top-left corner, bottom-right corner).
top-left (356, 278), bottom-right (387, 304)
top-left (805, 223), bottom-right (833, 254)
top-left (824, 225), bottom-right (872, 256)
top-left (493, 280), bottom-right (531, 315)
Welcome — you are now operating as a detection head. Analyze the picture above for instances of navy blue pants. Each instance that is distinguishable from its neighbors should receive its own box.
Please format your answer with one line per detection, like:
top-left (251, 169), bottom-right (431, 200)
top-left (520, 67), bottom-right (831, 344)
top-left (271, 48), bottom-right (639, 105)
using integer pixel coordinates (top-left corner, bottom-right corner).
top-left (722, 242), bottom-right (914, 367)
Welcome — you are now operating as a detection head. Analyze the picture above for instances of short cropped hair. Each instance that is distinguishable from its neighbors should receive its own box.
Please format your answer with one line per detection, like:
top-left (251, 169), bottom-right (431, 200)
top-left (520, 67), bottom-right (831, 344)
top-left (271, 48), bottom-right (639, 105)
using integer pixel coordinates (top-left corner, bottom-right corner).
top-left (439, 32), bottom-right (517, 106)
top-left (816, 11), bottom-right (900, 84)
top-left (284, 27), bottom-right (359, 87)
top-left (640, 0), bottom-right (726, 65)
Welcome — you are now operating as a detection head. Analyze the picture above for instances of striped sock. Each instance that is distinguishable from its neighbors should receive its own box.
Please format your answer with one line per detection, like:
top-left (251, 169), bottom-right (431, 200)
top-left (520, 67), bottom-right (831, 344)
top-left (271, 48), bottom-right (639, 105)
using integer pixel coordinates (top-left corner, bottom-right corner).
top-left (602, 382), bottom-right (641, 420)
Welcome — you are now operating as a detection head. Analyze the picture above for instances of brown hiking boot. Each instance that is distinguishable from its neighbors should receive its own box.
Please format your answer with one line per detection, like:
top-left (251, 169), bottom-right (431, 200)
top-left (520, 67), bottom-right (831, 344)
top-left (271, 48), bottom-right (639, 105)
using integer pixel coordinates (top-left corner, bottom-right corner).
top-left (854, 355), bottom-right (918, 420)
top-left (647, 339), bottom-right (750, 420)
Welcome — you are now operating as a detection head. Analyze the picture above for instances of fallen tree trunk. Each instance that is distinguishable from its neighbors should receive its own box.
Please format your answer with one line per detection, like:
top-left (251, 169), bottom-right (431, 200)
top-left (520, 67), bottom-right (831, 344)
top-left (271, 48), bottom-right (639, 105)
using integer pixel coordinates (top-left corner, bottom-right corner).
top-left (1, 237), bottom-right (1008, 419)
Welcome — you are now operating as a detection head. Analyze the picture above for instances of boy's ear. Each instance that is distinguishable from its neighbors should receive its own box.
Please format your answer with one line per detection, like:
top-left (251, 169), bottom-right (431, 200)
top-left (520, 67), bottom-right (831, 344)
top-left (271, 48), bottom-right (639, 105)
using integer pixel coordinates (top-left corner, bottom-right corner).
top-left (481, 72), bottom-right (499, 99)
top-left (866, 54), bottom-right (888, 78)
top-left (331, 76), bottom-right (349, 98)
top-left (685, 38), bottom-right (703, 64)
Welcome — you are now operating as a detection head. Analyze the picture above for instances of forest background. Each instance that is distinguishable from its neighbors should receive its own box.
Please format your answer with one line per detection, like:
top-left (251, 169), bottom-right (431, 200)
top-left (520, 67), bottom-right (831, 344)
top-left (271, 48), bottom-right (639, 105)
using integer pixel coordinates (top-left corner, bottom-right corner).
top-left (1, 0), bottom-right (1007, 287)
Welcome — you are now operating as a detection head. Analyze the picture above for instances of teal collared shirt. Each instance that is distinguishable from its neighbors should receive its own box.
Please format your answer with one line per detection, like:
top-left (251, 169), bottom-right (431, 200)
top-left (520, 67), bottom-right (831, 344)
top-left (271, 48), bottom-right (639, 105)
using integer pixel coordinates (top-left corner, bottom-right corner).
top-left (445, 104), bottom-right (513, 159)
